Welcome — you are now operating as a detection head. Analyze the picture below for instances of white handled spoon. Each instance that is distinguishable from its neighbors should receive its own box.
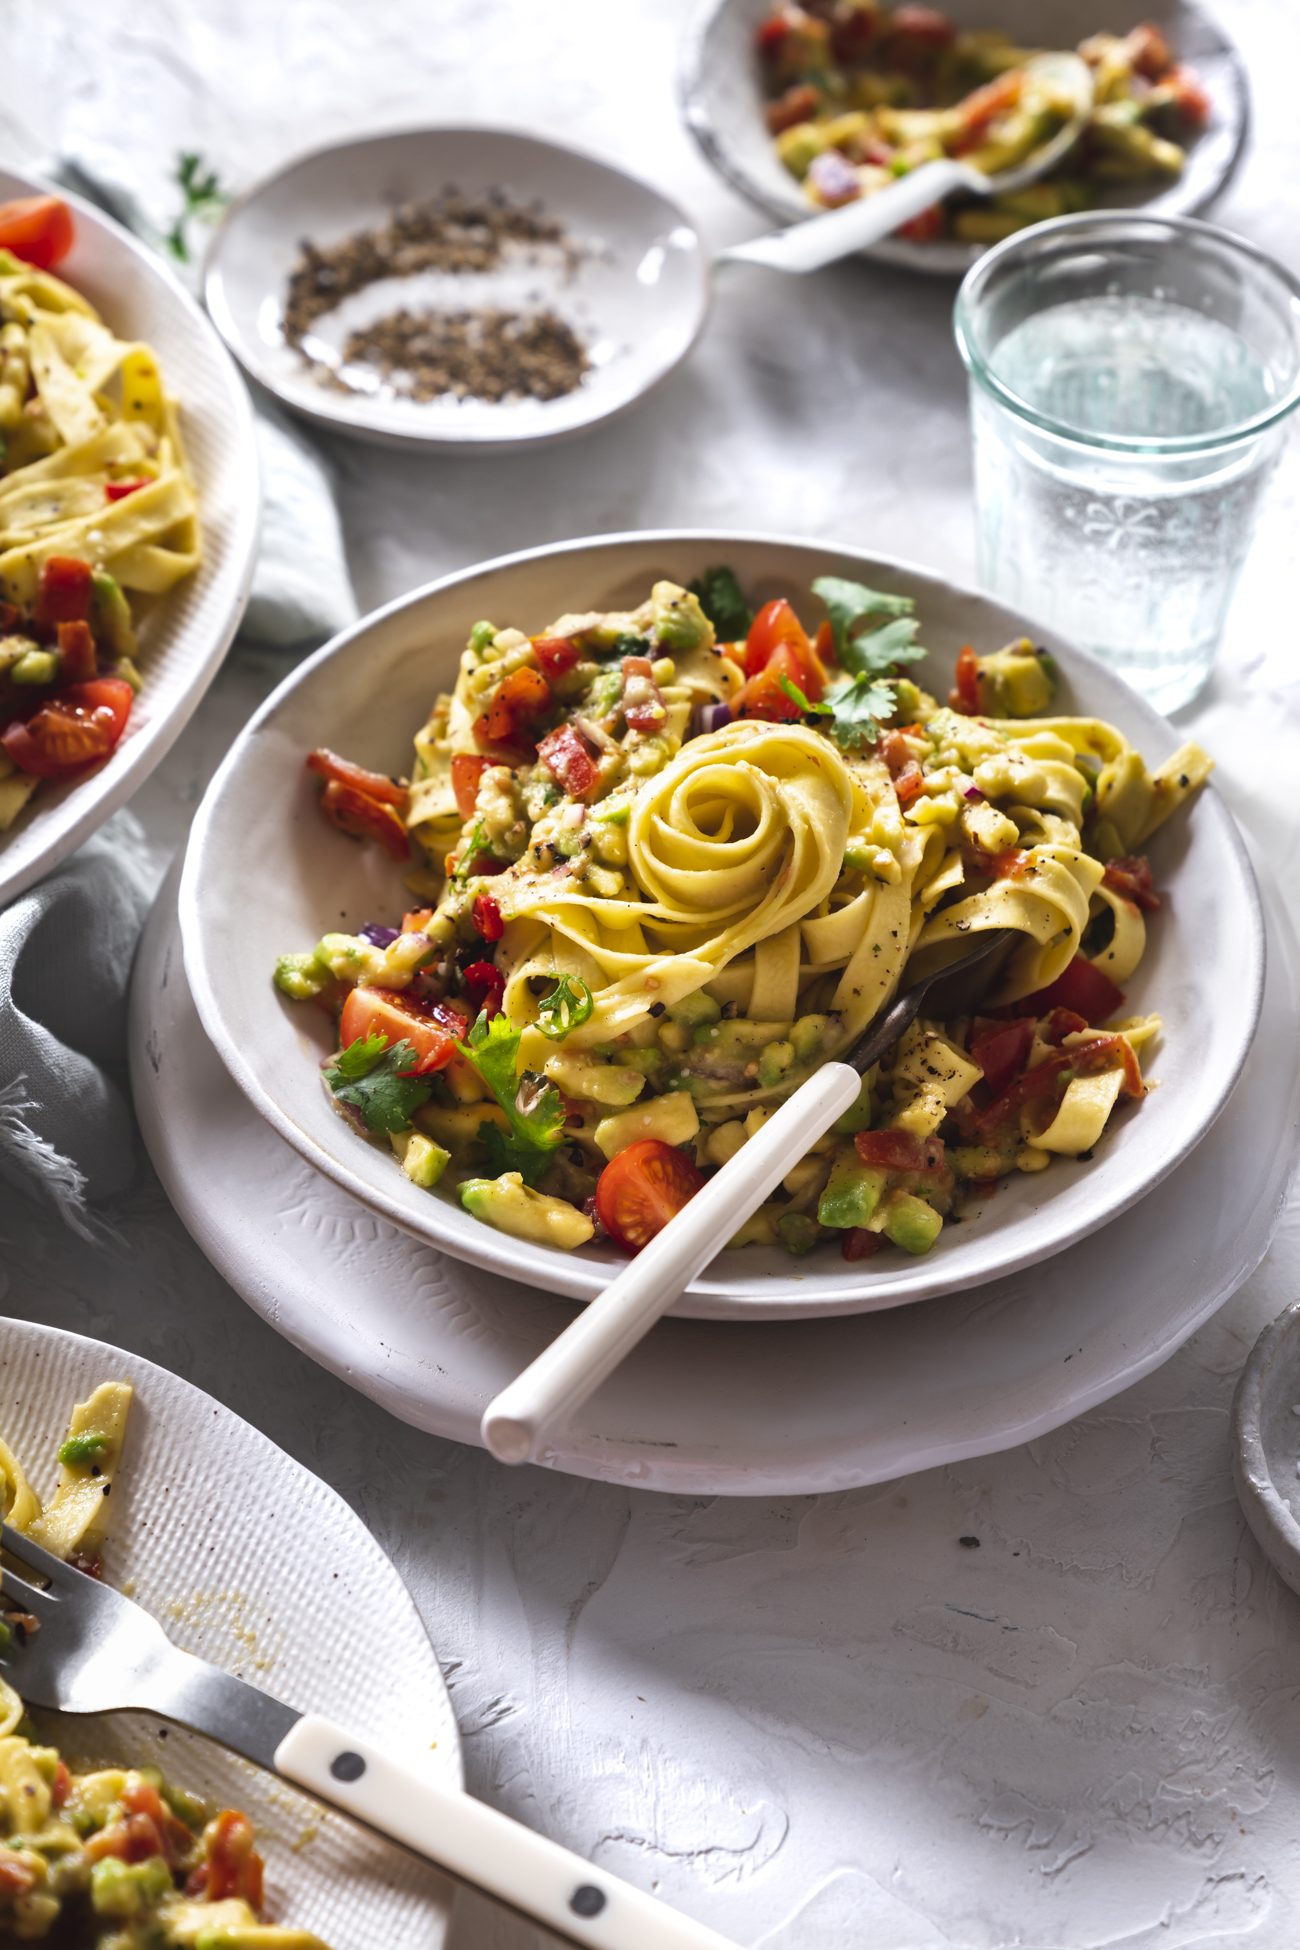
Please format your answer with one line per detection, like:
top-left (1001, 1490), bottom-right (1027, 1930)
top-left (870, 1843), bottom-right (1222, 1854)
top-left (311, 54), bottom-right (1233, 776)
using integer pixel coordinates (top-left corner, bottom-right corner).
top-left (483, 930), bottom-right (1014, 1466)
top-left (718, 51), bottom-right (1093, 276)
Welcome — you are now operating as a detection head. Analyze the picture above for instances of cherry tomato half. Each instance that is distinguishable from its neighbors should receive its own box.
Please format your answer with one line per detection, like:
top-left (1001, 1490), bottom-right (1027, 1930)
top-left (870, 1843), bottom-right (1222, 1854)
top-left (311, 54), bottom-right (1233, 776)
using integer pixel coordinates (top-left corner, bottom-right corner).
top-left (1, 677), bottom-right (132, 780)
top-left (595, 1139), bottom-right (706, 1253)
top-left (0, 195), bottom-right (75, 270)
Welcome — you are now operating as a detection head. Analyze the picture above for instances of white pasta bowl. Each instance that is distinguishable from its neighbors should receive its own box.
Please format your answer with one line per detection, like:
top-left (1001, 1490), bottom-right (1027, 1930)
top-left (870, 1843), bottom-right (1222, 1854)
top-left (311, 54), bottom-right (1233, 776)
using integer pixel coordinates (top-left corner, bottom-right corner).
top-left (679, 0), bottom-right (1250, 278)
top-left (0, 168), bottom-right (259, 906)
top-left (179, 533), bottom-right (1262, 1320)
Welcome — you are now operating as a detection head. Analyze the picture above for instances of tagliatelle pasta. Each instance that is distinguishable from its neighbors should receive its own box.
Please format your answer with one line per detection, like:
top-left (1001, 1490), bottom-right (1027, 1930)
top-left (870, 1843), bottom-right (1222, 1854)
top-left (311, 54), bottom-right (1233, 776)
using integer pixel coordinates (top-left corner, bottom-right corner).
top-left (276, 566), bottom-right (1211, 1265)
top-left (0, 213), bottom-right (201, 833)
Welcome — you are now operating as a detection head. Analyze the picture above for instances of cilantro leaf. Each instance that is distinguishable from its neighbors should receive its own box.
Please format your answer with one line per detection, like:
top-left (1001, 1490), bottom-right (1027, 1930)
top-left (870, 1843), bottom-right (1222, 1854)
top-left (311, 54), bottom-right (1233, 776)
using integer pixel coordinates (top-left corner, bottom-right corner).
top-left (811, 576), bottom-right (927, 680)
top-left (688, 565), bottom-right (753, 643)
top-left (457, 1011), bottom-right (566, 1186)
top-left (167, 151), bottom-right (230, 262)
top-left (822, 673), bottom-right (900, 751)
top-left (536, 974), bottom-right (594, 1041)
top-left (452, 815), bottom-right (489, 886)
top-left (606, 632), bottom-right (653, 661)
top-left (324, 1036), bottom-right (432, 1133)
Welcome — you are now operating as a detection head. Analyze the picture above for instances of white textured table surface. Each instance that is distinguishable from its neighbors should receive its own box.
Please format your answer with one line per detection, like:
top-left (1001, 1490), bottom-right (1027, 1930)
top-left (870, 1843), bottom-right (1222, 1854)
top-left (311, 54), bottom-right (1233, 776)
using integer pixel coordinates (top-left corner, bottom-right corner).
top-left (7, 2), bottom-right (1300, 1945)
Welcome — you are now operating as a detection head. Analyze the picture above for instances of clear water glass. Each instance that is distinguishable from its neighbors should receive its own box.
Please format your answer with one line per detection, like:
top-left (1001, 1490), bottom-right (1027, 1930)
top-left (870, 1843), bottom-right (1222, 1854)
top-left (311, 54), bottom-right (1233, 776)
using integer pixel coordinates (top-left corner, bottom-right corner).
top-left (954, 215), bottom-right (1300, 713)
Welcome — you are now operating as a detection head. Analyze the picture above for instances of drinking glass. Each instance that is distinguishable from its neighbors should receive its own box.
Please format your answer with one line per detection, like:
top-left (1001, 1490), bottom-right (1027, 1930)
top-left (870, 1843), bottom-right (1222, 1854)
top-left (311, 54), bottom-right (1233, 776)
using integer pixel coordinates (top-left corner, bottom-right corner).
top-left (954, 215), bottom-right (1300, 713)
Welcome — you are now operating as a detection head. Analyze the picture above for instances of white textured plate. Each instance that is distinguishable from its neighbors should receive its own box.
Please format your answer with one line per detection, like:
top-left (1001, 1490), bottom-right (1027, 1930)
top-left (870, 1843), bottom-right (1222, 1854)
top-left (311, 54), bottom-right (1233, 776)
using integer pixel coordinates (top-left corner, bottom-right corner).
top-left (177, 533), bottom-right (1262, 1319)
top-left (0, 168), bottom-right (259, 907)
top-left (135, 860), bottom-right (1300, 1495)
top-left (204, 127), bottom-right (708, 452)
top-left (0, 1317), bottom-right (458, 1946)
top-left (679, 0), bottom-right (1250, 277)
top-left (1232, 1302), bottom-right (1300, 1604)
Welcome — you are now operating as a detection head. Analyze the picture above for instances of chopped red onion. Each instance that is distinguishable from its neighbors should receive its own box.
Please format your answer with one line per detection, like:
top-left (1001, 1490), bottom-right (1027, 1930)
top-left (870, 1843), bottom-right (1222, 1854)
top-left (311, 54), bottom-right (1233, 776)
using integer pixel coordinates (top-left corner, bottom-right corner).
top-left (691, 700), bottom-right (733, 738)
top-left (962, 783), bottom-right (983, 803)
top-left (360, 922), bottom-right (400, 947)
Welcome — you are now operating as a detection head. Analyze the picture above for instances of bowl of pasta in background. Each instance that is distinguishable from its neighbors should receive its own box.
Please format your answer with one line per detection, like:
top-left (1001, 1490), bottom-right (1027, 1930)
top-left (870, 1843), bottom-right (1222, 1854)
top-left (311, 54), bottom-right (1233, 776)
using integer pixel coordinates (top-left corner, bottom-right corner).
top-left (678, 0), bottom-right (1249, 277)
top-left (0, 168), bottom-right (259, 907)
top-left (179, 532), bottom-right (1263, 1321)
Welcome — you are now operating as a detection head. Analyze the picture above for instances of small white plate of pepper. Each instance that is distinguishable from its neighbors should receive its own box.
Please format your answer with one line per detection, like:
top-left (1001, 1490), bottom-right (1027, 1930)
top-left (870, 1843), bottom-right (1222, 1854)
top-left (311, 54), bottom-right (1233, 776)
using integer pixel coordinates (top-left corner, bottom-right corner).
top-left (204, 125), bottom-right (709, 452)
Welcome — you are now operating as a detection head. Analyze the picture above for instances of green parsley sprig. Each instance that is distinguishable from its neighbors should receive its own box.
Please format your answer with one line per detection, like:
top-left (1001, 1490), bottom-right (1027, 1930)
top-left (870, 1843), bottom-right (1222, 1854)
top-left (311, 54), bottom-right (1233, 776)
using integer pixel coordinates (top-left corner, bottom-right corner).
top-left (167, 152), bottom-right (230, 263)
top-left (325, 1034), bottom-right (432, 1133)
top-left (456, 1011), bottom-right (566, 1186)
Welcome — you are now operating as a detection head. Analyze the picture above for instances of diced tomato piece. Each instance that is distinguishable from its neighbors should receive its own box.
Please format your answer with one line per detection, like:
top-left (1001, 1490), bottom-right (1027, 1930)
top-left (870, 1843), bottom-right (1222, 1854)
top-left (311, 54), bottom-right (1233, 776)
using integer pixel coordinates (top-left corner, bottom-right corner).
top-left (756, 14), bottom-right (792, 58)
top-left (402, 906), bottom-right (434, 933)
top-left (86, 1812), bottom-right (168, 1865)
top-left (339, 988), bottom-right (465, 1075)
top-left (450, 752), bottom-right (490, 818)
top-left (0, 1850), bottom-right (36, 1896)
top-left (1, 676), bottom-right (132, 780)
top-left (950, 644), bottom-right (980, 713)
top-left (889, 5), bottom-right (954, 46)
top-left (621, 654), bottom-right (667, 734)
top-left (104, 478), bottom-right (150, 502)
top-left (878, 730), bottom-right (916, 777)
top-left (1165, 64), bottom-right (1211, 128)
top-left (57, 618), bottom-right (97, 683)
top-left (1103, 854), bottom-right (1161, 912)
top-left (483, 666), bottom-right (550, 750)
top-left (1040, 1007), bottom-right (1090, 1044)
top-left (896, 203), bottom-right (945, 244)
top-left (123, 1780), bottom-right (192, 1867)
top-left (318, 780), bottom-right (409, 860)
top-left (595, 1139), bottom-right (706, 1253)
top-left (812, 619), bottom-right (835, 666)
top-left (855, 1129), bottom-right (947, 1175)
top-left (51, 1761), bottom-right (71, 1810)
top-left (307, 746), bottom-right (408, 809)
top-left (204, 1810), bottom-right (264, 1910)
top-left (988, 848), bottom-right (1030, 879)
top-left (34, 555), bottom-right (93, 627)
top-left (1125, 22), bottom-right (1173, 77)
top-left (766, 82), bottom-right (822, 133)
top-left (472, 893), bottom-right (504, 942)
top-left (892, 760), bottom-right (925, 807)
top-left (953, 70), bottom-right (1023, 147)
top-left (531, 634), bottom-right (580, 682)
top-left (976, 1031), bottom-right (1141, 1135)
top-left (0, 602), bottom-right (19, 632)
top-left (841, 1226), bottom-right (884, 1261)
top-left (744, 598), bottom-right (813, 679)
top-left (538, 721), bottom-right (600, 799)
top-left (0, 195), bottom-right (75, 270)
top-left (968, 1016), bottom-right (1034, 1097)
top-left (739, 658), bottom-right (804, 723)
top-left (461, 960), bottom-right (505, 1020)
top-left (1015, 954), bottom-right (1125, 1024)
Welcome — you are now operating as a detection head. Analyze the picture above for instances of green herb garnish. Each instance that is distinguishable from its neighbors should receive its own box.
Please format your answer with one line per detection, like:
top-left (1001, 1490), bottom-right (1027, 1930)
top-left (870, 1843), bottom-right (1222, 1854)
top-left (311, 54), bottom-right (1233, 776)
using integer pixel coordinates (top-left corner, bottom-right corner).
top-left (324, 1034), bottom-right (432, 1134)
top-left (167, 153), bottom-right (230, 263)
top-left (688, 565), bottom-right (752, 642)
top-left (536, 974), bottom-right (594, 1041)
top-left (452, 816), bottom-right (490, 885)
top-left (810, 576), bottom-right (928, 751)
top-left (58, 1432), bottom-right (108, 1467)
top-left (458, 1012), bottom-right (566, 1185)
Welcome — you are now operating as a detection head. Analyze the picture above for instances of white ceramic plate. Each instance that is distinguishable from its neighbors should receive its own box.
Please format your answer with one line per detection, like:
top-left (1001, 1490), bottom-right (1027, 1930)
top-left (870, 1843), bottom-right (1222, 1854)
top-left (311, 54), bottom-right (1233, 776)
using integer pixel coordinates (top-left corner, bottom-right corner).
top-left (0, 1317), bottom-right (457, 1946)
top-left (177, 532), bottom-right (1263, 1319)
top-left (0, 168), bottom-right (259, 908)
top-left (679, 0), bottom-right (1250, 277)
top-left (135, 860), bottom-right (1300, 1495)
top-left (203, 127), bottom-right (708, 452)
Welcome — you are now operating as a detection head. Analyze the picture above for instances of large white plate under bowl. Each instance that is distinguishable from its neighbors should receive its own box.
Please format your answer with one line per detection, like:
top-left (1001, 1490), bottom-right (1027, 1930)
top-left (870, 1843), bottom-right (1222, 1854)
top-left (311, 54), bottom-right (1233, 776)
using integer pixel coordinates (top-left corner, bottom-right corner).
top-left (0, 1317), bottom-right (457, 1946)
top-left (679, 0), bottom-right (1249, 278)
top-left (135, 860), bottom-right (1299, 1495)
top-left (204, 127), bottom-right (708, 453)
top-left (177, 533), bottom-right (1263, 1321)
top-left (0, 168), bottom-right (259, 908)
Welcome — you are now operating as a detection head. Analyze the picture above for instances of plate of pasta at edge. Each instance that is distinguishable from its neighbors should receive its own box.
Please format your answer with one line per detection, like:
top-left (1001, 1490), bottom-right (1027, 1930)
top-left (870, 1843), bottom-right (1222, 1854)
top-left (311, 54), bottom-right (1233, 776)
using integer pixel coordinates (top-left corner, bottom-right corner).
top-left (178, 532), bottom-right (1262, 1321)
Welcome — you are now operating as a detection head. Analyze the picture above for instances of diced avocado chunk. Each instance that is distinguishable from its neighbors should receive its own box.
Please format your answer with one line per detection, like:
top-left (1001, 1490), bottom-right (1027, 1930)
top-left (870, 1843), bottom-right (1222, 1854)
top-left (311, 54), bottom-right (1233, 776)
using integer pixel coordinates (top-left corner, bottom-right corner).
top-left (790, 1013), bottom-right (833, 1062)
top-left (777, 1211), bottom-right (823, 1256)
top-left (91, 570), bottom-right (138, 659)
top-left (832, 1077), bottom-right (875, 1135)
top-left (650, 580), bottom-right (711, 653)
top-left (0, 634), bottom-right (41, 678)
top-left (460, 1172), bottom-right (594, 1249)
top-left (727, 1204), bottom-right (781, 1249)
top-left (389, 1129), bottom-right (450, 1188)
top-left (817, 1155), bottom-right (887, 1230)
top-left (975, 640), bottom-right (1057, 716)
top-left (880, 1190), bottom-right (944, 1255)
top-left (57, 1431), bottom-right (108, 1466)
top-left (668, 988), bottom-right (721, 1028)
top-left (11, 647), bottom-right (58, 685)
top-left (91, 1853), bottom-right (173, 1918)
top-left (468, 620), bottom-right (497, 654)
top-left (757, 1039), bottom-right (795, 1088)
top-left (273, 952), bottom-right (331, 1000)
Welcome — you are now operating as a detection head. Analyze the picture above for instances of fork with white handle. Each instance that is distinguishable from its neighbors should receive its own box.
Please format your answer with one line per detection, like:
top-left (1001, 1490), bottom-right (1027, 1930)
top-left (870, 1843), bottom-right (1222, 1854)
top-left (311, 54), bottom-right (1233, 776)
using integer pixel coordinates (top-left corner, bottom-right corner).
top-left (0, 1523), bottom-right (740, 1950)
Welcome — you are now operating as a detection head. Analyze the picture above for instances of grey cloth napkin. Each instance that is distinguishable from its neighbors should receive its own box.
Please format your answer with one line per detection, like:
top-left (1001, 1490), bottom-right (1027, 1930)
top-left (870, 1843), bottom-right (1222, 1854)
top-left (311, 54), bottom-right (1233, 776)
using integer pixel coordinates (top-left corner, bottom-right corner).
top-left (0, 150), bottom-right (358, 1231)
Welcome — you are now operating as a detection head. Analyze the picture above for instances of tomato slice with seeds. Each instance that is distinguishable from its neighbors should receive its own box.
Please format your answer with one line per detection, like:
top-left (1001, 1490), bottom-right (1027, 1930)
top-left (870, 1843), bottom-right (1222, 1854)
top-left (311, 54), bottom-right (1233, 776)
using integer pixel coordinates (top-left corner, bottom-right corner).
top-left (451, 752), bottom-right (490, 818)
top-left (34, 555), bottom-right (93, 627)
top-left (338, 988), bottom-right (466, 1075)
top-left (595, 1139), bottom-right (706, 1254)
top-left (1, 677), bottom-right (132, 779)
